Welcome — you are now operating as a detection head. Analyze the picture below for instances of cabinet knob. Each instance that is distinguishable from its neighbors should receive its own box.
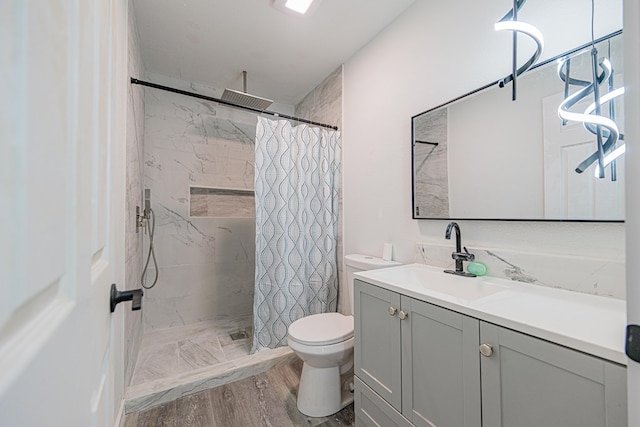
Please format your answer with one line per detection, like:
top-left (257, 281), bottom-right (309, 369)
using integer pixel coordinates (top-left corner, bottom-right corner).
top-left (479, 343), bottom-right (493, 357)
top-left (388, 306), bottom-right (398, 316)
top-left (398, 310), bottom-right (409, 320)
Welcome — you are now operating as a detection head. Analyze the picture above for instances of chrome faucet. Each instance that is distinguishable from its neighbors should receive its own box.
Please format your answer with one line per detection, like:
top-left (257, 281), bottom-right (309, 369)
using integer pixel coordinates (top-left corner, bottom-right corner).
top-left (444, 222), bottom-right (476, 277)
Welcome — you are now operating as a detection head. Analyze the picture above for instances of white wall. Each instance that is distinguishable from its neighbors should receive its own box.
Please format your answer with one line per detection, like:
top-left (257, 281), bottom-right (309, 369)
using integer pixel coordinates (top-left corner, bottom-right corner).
top-left (343, 0), bottom-right (625, 298)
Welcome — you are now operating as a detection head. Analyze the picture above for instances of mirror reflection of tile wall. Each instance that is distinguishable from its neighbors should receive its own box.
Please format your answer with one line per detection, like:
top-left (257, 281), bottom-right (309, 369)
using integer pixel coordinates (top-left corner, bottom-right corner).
top-left (413, 108), bottom-right (448, 218)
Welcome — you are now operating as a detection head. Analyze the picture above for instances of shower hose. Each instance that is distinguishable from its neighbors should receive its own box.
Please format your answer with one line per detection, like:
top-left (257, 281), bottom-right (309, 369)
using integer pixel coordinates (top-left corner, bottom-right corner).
top-left (141, 208), bottom-right (159, 289)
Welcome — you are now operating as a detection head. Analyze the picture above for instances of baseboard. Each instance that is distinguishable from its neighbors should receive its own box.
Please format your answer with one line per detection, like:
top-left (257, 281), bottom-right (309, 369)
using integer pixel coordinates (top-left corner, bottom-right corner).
top-left (113, 399), bottom-right (126, 427)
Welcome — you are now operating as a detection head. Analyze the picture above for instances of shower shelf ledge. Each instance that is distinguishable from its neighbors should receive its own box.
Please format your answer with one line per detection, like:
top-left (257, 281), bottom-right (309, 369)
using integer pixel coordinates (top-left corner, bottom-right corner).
top-left (190, 185), bottom-right (255, 196)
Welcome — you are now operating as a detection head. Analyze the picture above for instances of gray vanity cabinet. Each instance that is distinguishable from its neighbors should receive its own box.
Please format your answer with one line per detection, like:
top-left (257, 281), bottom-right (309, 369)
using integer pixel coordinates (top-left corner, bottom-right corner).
top-left (354, 279), bottom-right (628, 427)
top-left (354, 279), bottom-right (481, 427)
top-left (479, 322), bottom-right (628, 427)
top-left (400, 296), bottom-right (481, 427)
top-left (354, 279), bottom-right (402, 410)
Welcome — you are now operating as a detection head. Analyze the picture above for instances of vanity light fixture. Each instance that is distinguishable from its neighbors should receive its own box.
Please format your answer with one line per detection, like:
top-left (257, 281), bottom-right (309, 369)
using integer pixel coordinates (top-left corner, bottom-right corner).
top-left (556, 0), bottom-right (625, 180)
top-left (495, 0), bottom-right (544, 101)
top-left (584, 85), bottom-right (625, 176)
top-left (594, 143), bottom-right (626, 178)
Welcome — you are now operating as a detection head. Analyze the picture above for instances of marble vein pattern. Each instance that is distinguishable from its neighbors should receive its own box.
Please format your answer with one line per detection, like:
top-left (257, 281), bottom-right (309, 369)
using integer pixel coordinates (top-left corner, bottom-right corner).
top-left (415, 242), bottom-right (625, 299)
top-left (126, 316), bottom-right (296, 414)
top-left (143, 80), bottom-right (257, 330)
top-left (295, 66), bottom-right (342, 130)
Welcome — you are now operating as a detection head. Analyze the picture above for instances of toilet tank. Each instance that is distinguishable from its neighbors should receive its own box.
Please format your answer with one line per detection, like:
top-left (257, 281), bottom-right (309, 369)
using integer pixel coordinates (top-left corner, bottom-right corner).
top-left (344, 254), bottom-right (402, 315)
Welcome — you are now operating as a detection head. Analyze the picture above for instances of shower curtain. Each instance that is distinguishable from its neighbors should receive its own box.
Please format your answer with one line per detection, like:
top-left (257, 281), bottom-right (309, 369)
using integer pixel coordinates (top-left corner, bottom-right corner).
top-left (251, 116), bottom-right (341, 352)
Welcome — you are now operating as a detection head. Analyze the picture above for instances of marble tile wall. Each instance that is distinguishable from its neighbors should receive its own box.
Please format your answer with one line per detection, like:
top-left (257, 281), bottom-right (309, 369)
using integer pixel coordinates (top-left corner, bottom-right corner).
top-left (140, 67), bottom-right (343, 330)
top-left (295, 67), bottom-right (342, 130)
top-left (415, 241), bottom-right (625, 299)
top-left (143, 78), bottom-right (258, 331)
top-left (295, 66), bottom-right (345, 313)
top-left (125, 1), bottom-right (145, 387)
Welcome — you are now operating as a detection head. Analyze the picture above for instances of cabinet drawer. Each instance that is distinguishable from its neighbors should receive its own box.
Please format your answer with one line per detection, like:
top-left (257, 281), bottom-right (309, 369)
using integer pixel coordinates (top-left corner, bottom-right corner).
top-left (355, 376), bottom-right (413, 427)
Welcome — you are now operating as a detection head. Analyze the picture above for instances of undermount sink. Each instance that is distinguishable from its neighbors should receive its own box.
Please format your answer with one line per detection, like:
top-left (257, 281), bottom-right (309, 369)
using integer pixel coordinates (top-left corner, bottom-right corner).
top-left (358, 264), bottom-right (511, 301)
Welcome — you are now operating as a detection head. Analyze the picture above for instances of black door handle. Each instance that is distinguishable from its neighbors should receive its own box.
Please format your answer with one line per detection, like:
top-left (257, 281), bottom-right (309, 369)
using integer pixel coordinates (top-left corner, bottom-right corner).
top-left (626, 324), bottom-right (640, 363)
top-left (110, 283), bottom-right (143, 313)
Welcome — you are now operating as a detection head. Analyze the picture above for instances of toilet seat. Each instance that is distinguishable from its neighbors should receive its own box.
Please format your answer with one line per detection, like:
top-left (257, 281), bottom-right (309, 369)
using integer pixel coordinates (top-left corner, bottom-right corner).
top-left (288, 313), bottom-right (354, 346)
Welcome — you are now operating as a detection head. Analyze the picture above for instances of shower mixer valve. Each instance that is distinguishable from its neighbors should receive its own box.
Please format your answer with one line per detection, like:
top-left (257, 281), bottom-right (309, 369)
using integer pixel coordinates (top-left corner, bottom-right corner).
top-left (136, 205), bottom-right (152, 233)
top-left (137, 190), bottom-right (152, 233)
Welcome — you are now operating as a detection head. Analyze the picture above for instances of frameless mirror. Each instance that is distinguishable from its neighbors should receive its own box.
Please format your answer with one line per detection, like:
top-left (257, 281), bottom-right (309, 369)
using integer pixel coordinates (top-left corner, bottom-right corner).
top-left (412, 31), bottom-right (624, 221)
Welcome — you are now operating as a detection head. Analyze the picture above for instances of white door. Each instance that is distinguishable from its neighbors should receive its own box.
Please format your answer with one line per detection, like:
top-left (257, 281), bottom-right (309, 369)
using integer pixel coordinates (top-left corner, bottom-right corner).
top-left (0, 1), bottom-right (128, 426)
top-left (624, 0), bottom-right (640, 425)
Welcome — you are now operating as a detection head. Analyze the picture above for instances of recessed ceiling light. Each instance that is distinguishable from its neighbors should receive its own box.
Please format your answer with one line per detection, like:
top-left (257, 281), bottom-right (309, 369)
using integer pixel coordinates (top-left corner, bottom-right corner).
top-left (285, 0), bottom-right (313, 14)
top-left (273, 0), bottom-right (321, 16)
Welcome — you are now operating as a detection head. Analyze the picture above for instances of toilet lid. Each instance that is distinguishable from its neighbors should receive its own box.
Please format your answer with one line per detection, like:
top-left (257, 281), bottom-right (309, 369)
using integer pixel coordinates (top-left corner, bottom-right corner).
top-left (288, 313), bottom-right (354, 346)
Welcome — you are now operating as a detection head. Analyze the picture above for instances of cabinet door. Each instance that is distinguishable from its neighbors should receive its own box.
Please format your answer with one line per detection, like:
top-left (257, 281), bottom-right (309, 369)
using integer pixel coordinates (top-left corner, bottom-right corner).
top-left (401, 297), bottom-right (482, 427)
top-left (354, 279), bottom-right (402, 410)
top-left (480, 322), bottom-right (628, 427)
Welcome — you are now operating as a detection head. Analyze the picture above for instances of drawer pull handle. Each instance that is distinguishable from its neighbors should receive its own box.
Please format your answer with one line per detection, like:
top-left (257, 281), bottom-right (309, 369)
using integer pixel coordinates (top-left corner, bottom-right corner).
top-left (388, 306), bottom-right (398, 316)
top-left (398, 310), bottom-right (409, 320)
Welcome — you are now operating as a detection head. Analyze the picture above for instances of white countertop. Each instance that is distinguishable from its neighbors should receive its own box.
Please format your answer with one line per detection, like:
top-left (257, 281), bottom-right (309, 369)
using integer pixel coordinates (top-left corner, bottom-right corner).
top-left (355, 263), bottom-right (628, 365)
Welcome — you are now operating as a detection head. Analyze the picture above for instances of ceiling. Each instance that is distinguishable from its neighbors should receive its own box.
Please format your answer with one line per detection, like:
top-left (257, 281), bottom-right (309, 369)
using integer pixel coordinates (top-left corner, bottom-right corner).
top-left (132, 0), bottom-right (416, 106)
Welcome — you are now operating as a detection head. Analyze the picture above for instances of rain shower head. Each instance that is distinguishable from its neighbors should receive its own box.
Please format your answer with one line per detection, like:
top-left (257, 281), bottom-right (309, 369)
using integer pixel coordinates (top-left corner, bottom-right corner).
top-left (221, 71), bottom-right (273, 111)
top-left (221, 88), bottom-right (273, 110)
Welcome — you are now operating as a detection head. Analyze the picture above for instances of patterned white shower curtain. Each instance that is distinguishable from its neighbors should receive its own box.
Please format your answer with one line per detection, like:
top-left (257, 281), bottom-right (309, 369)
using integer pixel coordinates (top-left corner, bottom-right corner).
top-left (251, 117), bottom-right (341, 352)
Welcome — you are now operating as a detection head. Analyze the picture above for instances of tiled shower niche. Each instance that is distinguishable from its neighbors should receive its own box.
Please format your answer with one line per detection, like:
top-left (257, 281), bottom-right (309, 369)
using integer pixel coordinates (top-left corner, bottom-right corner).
top-left (190, 186), bottom-right (255, 218)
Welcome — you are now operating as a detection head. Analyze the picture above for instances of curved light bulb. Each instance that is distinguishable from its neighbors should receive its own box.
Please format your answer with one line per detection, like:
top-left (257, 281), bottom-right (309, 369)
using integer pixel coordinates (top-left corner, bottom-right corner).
top-left (556, 56), bottom-right (625, 176)
top-left (495, 2), bottom-right (545, 95)
top-left (558, 95), bottom-right (619, 139)
top-left (494, 21), bottom-right (545, 55)
top-left (584, 86), bottom-right (625, 115)
top-left (594, 144), bottom-right (626, 177)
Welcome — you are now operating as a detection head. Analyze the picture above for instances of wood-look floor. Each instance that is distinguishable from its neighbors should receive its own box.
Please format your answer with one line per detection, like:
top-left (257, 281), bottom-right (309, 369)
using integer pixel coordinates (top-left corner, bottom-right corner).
top-left (124, 358), bottom-right (355, 427)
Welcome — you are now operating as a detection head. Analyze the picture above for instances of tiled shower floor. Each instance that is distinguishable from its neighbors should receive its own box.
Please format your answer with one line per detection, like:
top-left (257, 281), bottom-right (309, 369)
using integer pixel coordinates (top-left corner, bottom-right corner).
top-left (125, 315), bottom-right (295, 414)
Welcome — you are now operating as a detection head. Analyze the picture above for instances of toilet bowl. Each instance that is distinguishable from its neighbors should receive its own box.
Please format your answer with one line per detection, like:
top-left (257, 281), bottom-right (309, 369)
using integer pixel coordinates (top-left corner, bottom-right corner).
top-left (287, 254), bottom-right (401, 417)
top-left (287, 312), bottom-right (354, 417)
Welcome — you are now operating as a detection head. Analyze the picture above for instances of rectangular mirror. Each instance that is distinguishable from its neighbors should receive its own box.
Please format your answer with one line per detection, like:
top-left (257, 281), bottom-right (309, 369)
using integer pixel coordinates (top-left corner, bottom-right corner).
top-left (412, 31), bottom-right (624, 221)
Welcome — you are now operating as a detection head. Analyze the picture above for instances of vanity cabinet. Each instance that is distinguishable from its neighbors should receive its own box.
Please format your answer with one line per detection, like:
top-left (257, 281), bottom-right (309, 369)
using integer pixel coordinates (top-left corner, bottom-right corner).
top-left (480, 322), bottom-right (627, 427)
top-left (354, 279), bottom-right (482, 427)
top-left (353, 279), bottom-right (627, 427)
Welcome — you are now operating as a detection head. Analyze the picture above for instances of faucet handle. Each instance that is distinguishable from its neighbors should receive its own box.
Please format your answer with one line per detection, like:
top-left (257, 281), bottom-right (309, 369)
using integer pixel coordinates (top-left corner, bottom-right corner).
top-left (463, 246), bottom-right (475, 262)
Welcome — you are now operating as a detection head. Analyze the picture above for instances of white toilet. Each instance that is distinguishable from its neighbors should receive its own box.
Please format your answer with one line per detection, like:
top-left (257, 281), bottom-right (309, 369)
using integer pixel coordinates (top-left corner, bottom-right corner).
top-left (287, 254), bottom-right (401, 417)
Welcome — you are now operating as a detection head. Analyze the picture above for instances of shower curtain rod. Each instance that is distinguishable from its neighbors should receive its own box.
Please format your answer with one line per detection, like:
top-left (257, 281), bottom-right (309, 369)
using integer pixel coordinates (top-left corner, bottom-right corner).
top-left (130, 78), bottom-right (339, 131)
